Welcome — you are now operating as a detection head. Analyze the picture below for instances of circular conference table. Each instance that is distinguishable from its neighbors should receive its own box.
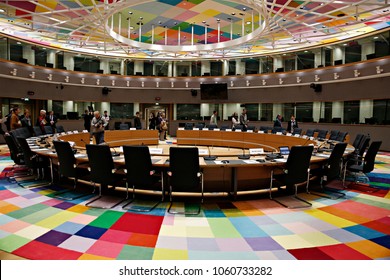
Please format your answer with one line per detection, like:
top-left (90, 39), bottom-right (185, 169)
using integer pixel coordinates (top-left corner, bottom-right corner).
top-left (29, 129), bottom-right (355, 199)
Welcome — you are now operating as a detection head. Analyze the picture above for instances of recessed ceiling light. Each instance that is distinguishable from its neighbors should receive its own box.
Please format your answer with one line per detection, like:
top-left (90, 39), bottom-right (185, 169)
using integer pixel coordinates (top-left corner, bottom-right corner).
top-left (0, 8), bottom-right (5, 13)
top-left (373, 36), bottom-right (378, 39)
top-left (246, 21), bottom-right (251, 25)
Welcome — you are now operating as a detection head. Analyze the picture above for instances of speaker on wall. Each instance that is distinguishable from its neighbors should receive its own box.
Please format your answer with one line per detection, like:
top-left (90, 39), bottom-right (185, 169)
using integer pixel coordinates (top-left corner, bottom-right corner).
top-left (191, 89), bottom-right (197, 96)
top-left (309, 83), bottom-right (322, 93)
top-left (102, 87), bottom-right (111, 95)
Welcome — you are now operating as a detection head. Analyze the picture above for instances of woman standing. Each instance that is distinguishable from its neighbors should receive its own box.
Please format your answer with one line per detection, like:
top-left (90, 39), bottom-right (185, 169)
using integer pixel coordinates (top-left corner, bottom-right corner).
top-left (148, 112), bottom-right (156, 130)
top-left (231, 112), bottom-right (240, 129)
top-left (158, 112), bottom-right (167, 141)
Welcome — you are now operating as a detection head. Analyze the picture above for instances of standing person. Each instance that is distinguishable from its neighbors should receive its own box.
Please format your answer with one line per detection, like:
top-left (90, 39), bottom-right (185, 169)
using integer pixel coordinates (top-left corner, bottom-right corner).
top-left (83, 110), bottom-right (93, 132)
top-left (210, 110), bottom-right (218, 126)
top-left (103, 110), bottom-right (110, 130)
top-left (10, 107), bottom-right (22, 131)
top-left (274, 114), bottom-right (283, 128)
top-left (21, 109), bottom-right (33, 135)
top-left (158, 112), bottom-right (167, 141)
top-left (231, 112), bottom-right (240, 129)
top-left (36, 109), bottom-right (47, 133)
top-left (148, 112), bottom-right (156, 130)
top-left (239, 108), bottom-right (249, 131)
top-left (91, 111), bottom-right (107, 144)
top-left (46, 110), bottom-right (57, 132)
top-left (134, 111), bottom-right (142, 130)
top-left (287, 114), bottom-right (298, 133)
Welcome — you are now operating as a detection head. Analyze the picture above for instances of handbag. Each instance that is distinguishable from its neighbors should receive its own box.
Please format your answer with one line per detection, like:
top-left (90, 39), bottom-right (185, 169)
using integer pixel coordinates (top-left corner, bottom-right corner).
top-left (161, 121), bottom-right (168, 130)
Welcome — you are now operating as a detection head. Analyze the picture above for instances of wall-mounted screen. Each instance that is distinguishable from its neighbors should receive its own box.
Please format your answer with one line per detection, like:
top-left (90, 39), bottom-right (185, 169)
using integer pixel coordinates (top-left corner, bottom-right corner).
top-left (200, 83), bottom-right (228, 100)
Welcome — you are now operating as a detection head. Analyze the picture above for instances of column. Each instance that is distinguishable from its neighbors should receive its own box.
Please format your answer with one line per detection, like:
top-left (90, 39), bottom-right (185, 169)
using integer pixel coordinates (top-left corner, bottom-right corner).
top-left (273, 104), bottom-right (283, 121)
top-left (201, 61), bottom-right (210, 76)
top-left (332, 101), bottom-right (344, 123)
top-left (22, 45), bottom-right (35, 65)
top-left (46, 50), bottom-right (56, 65)
top-left (312, 102), bottom-right (324, 122)
top-left (63, 101), bottom-right (74, 115)
top-left (100, 58), bottom-right (110, 74)
top-left (222, 60), bottom-right (229, 76)
top-left (63, 53), bottom-right (75, 71)
top-left (235, 59), bottom-right (245, 75)
top-left (359, 100), bottom-right (373, 123)
top-left (134, 60), bottom-right (144, 75)
top-left (362, 41), bottom-right (375, 60)
top-left (273, 56), bottom-right (283, 71)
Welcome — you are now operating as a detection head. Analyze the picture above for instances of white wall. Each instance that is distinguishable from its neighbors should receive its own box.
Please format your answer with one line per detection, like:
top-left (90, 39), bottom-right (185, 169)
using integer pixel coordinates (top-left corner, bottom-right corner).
top-left (22, 46), bottom-right (34, 65)
top-left (360, 99), bottom-right (373, 123)
top-left (201, 61), bottom-right (210, 75)
top-left (332, 101), bottom-right (344, 123)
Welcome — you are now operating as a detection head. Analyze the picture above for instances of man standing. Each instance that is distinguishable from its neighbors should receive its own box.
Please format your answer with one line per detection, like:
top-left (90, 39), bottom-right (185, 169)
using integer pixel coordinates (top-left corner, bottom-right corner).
top-left (103, 110), bottom-right (110, 130)
top-left (46, 110), bottom-right (57, 132)
top-left (10, 107), bottom-right (22, 131)
top-left (134, 111), bottom-right (142, 129)
top-left (239, 108), bottom-right (249, 131)
top-left (287, 114), bottom-right (298, 133)
top-left (210, 110), bottom-right (218, 126)
top-left (91, 111), bottom-right (107, 144)
top-left (274, 114), bottom-right (283, 128)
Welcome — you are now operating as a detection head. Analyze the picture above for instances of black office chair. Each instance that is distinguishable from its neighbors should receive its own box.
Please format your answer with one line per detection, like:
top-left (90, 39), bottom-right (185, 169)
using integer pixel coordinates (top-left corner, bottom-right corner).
top-left (44, 126), bottom-right (54, 135)
top-left (85, 144), bottom-right (125, 208)
top-left (17, 137), bottom-right (49, 181)
top-left (207, 124), bottom-right (217, 130)
top-left (56, 125), bottom-right (65, 133)
top-left (220, 125), bottom-right (230, 131)
top-left (53, 140), bottom-right (91, 200)
top-left (122, 145), bottom-right (164, 212)
top-left (343, 141), bottom-right (382, 190)
top-left (269, 145), bottom-right (314, 208)
top-left (167, 147), bottom-right (204, 215)
top-left (234, 124), bottom-right (243, 131)
top-left (4, 134), bottom-right (29, 181)
top-left (351, 134), bottom-right (364, 150)
top-left (195, 123), bottom-right (204, 130)
top-left (305, 129), bottom-right (315, 137)
top-left (184, 123), bottom-right (193, 130)
top-left (33, 126), bottom-right (43, 136)
top-left (311, 142), bottom-right (347, 199)
top-left (119, 123), bottom-right (129, 130)
top-left (336, 131), bottom-right (348, 142)
top-left (259, 126), bottom-right (270, 133)
top-left (247, 125), bottom-right (256, 131)
top-left (114, 122), bottom-right (121, 130)
top-left (271, 127), bottom-right (284, 134)
top-left (317, 130), bottom-right (328, 140)
top-left (329, 130), bottom-right (339, 141)
top-left (347, 134), bottom-right (370, 166)
top-left (292, 128), bottom-right (302, 135)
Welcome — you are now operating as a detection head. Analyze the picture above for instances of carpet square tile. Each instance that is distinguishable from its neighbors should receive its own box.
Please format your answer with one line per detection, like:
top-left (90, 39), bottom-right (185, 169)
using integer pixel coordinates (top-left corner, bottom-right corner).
top-left (229, 216), bottom-right (269, 237)
top-left (35, 211), bottom-right (79, 229)
top-left (35, 230), bottom-right (72, 246)
top-left (245, 236), bottom-right (285, 251)
top-left (0, 234), bottom-right (31, 252)
top-left (68, 213), bottom-right (98, 225)
top-left (0, 189), bottom-right (19, 200)
top-left (88, 210), bottom-right (124, 229)
top-left (75, 225), bottom-right (107, 239)
top-left (13, 240), bottom-right (83, 260)
top-left (155, 236), bottom-right (188, 250)
top-left (152, 248), bottom-right (189, 260)
top-left (207, 218), bottom-right (241, 238)
top-left (98, 229), bottom-right (133, 244)
top-left (271, 235), bottom-right (314, 250)
top-left (215, 237), bottom-right (253, 251)
top-left (317, 244), bottom-right (371, 260)
top-left (288, 247), bottom-right (334, 260)
top-left (58, 235), bottom-right (96, 252)
top-left (254, 223), bottom-right (293, 236)
top-left (14, 224), bottom-right (50, 240)
top-left (255, 250), bottom-right (296, 260)
top-left (52, 201), bottom-right (76, 210)
top-left (185, 225), bottom-right (215, 238)
top-left (343, 224), bottom-right (386, 240)
top-left (361, 219), bottom-right (390, 235)
top-left (282, 222), bottom-right (318, 234)
top-left (117, 245), bottom-right (155, 260)
top-left (111, 212), bottom-right (164, 235)
top-left (346, 240), bottom-right (390, 259)
top-left (85, 240), bottom-right (125, 258)
top-left (0, 219), bottom-right (30, 233)
top-left (322, 228), bottom-right (365, 243)
top-left (127, 232), bottom-right (159, 247)
top-left (297, 231), bottom-right (340, 247)
top-left (186, 237), bottom-right (219, 251)
top-left (53, 221), bottom-right (86, 235)
top-left (0, 202), bottom-right (20, 214)
top-left (370, 236), bottom-right (390, 250)
top-left (78, 253), bottom-right (114, 260)
top-left (188, 250), bottom-right (260, 260)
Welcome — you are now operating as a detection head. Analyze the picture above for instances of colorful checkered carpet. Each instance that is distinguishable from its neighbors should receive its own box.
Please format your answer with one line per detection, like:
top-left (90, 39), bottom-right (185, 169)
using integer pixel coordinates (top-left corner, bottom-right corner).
top-left (0, 151), bottom-right (389, 260)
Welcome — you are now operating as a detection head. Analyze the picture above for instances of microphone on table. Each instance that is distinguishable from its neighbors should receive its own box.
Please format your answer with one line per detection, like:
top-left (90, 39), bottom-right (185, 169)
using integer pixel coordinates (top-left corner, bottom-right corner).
top-left (204, 145), bottom-right (217, 161)
top-left (265, 147), bottom-right (281, 160)
top-left (100, 141), bottom-right (120, 157)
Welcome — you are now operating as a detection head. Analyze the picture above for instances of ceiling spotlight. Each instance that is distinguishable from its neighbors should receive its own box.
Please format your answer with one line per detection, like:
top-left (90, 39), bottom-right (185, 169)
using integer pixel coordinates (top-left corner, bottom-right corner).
top-left (216, 18), bottom-right (220, 22)
top-left (231, 12), bottom-right (236, 15)
top-left (0, 8), bottom-right (5, 13)
top-left (242, 7), bottom-right (246, 11)
top-left (246, 21), bottom-right (251, 25)
top-left (128, 11), bottom-right (133, 15)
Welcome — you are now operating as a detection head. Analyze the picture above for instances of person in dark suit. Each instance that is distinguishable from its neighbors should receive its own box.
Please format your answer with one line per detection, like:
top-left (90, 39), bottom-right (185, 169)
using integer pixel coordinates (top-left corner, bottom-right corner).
top-left (21, 108), bottom-right (33, 135)
top-left (287, 114), bottom-right (298, 133)
top-left (239, 108), bottom-right (249, 131)
top-left (83, 109), bottom-right (93, 132)
top-left (273, 114), bottom-right (283, 128)
top-left (134, 111), bottom-right (142, 129)
top-left (46, 110), bottom-right (57, 132)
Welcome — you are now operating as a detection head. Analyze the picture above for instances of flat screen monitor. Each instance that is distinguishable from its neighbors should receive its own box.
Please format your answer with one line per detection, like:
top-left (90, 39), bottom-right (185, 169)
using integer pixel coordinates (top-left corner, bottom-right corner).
top-left (97, 69), bottom-right (104, 73)
top-left (135, 72), bottom-right (143, 76)
top-left (275, 68), bottom-right (284, 72)
top-left (366, 53), bottom-right (376, 60)
top-left (45, 63), bottom-right (53, 68)
top-left (279, 146), bottom-right (290, 156)
top-left (19, 58), bottom-right (28, 64)
top-left (110, 70), bottom-right (118, 74)
top-left (334, 60), bottom-right (343, 65)
top-left (200, 83), bottom-right (228, 100)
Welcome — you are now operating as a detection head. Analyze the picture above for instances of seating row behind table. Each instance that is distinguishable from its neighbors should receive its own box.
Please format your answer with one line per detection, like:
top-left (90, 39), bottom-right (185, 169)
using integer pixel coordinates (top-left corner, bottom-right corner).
top-left (29, 131), bottom-right (355, 200)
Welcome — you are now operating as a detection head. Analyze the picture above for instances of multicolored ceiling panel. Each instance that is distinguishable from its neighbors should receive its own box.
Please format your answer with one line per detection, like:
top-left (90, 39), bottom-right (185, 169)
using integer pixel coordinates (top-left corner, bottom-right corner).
top-left (0, 0), bottom-right (389, 60)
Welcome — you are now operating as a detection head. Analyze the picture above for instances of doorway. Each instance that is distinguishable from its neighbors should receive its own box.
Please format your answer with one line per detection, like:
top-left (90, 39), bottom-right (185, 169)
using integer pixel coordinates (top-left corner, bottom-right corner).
top-left (144, 104), bottom-right (169, 130)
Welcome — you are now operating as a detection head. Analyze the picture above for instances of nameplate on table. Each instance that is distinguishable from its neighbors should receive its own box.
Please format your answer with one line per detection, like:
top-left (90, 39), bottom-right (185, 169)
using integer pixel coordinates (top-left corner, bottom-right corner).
top-left (249, 148), bottom-right (264, 155)
top-left (225, 129), bottom-right (232, 132)
top-left (130, 128), bottom-right (136, 130)
top-left (73, 130), bottom-right (78, 134)
top-left (193, 128), bottom-right (199, 130)
top-left (247, 130), bottom-right (253, 133)
top-left (82, 130), bottom-right (88, 133)
top-left (213, 128), bottom-right (220, 131)
top-left (67, 131), bottom-right (73, 134)
top-left (198, 149), bottom-right (208, 155)
top-left (202, 128), bottom-right (209, 130)
top-left (294, 134), bottom-right (301, 137)
top-left (302, 135), bottom-right (308, 139)
top-left (243, 160), bottom-right (258, 164)
top-left (149, 148), bottom-right (163, 154)
top-left (258, 130), bottom-right (264, 134)
top-left (286, 133), bottom-right (292, 136)
top-left (235, 130), bottom-right (241, 132)
top-left (178, 127), bottom-right (184, 130)
top-left (276, 132), bottom-right (283, 135)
